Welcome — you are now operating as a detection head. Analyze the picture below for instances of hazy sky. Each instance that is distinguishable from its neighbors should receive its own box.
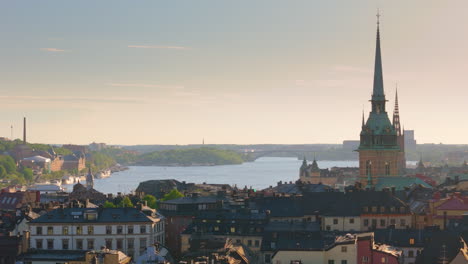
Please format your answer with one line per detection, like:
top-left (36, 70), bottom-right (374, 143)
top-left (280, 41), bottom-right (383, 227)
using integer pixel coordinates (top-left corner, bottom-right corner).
top-left (1, 1), bottom-right (468, 145)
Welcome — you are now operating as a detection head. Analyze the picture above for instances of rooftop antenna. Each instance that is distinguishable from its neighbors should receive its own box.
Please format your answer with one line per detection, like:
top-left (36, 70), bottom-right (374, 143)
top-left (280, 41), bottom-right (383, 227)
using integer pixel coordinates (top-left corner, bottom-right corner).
top-left (10, 125), bottom-right (13, 140)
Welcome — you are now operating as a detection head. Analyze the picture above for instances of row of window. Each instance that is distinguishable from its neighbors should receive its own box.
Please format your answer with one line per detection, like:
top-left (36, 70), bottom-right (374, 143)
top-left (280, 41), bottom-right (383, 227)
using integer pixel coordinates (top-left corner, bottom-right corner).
top-left (363, 206), bottom-right (406, 213)
top-left (233, 238), bottom-right (260, 247)
top-left (363, 218), bottom-right (406, 227)
top-left (35, 237), bottom-right (148, 251)
top-left (35, 225), bottom-right (148, 235)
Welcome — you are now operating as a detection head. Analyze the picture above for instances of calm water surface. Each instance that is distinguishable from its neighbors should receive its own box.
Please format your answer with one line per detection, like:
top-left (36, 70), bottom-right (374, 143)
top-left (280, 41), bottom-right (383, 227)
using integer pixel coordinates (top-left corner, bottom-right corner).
top-left (90, 158), bottom-right (358, 194)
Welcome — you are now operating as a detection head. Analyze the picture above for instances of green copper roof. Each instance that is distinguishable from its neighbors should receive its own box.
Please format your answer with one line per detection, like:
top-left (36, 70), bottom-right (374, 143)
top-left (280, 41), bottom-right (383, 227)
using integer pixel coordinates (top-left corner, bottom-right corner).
top-left (374, 177), bottom-right (432, 191)
top-left (362, 112), bottom-right (396, 136)
top-left (372, 24), bottom-right (385, 102)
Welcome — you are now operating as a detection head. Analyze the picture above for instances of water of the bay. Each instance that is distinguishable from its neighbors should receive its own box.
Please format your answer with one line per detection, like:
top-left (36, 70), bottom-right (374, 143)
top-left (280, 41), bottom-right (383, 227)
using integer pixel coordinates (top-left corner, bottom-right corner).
top-left (90, 158), bottom-right (358, 194)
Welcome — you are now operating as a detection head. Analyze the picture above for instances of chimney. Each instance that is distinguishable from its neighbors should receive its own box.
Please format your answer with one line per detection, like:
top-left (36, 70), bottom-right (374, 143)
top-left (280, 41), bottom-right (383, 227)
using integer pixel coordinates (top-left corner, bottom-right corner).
top-left (23, 117), bottom-right (26, 144)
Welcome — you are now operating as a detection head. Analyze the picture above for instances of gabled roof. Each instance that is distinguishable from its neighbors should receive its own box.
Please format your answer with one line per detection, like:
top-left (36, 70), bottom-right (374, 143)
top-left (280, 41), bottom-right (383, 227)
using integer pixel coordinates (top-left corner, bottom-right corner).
top-left (436, 198), bottom-right (468, 211)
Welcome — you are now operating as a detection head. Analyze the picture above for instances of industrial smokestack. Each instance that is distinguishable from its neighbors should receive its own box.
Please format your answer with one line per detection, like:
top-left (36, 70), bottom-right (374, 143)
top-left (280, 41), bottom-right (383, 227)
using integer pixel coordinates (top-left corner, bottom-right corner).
top-left (23, 117), bottom-right (26, 144)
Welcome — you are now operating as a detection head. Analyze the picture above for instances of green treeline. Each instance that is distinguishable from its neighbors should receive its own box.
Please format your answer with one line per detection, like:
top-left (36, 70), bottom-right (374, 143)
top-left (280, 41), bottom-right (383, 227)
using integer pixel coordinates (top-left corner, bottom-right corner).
top-left (137, 147), bottom-right (246, 166)
top-left (101, 147), bottom-right (247, 166)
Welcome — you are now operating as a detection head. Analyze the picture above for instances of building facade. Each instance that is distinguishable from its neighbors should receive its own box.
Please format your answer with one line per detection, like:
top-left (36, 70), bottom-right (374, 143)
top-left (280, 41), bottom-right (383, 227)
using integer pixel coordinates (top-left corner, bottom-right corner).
top-left (29, 207), bottom-right (165, 259)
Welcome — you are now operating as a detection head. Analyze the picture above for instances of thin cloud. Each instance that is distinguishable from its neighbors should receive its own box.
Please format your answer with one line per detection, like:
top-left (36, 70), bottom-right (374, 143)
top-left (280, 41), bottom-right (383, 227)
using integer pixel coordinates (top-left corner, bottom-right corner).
top-left (40, 48), bottom-right (66, 52)
top-left (107, 83), bottom-right (184, 89)
top-left (333, 65), bottom-right (371, 74)
top-left (128, 45), bottom-right (191, 50)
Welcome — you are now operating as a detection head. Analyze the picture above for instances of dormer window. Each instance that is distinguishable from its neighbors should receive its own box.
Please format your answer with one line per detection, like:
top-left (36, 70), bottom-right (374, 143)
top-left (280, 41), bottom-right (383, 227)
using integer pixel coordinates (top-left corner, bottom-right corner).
top-left (85, 211), bottom-right (97, 221)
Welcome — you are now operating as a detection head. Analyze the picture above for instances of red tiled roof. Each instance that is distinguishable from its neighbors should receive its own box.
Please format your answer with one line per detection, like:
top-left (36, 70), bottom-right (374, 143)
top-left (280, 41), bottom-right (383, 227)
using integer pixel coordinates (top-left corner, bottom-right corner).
top-left (436, 197), bottom-right (468, 210)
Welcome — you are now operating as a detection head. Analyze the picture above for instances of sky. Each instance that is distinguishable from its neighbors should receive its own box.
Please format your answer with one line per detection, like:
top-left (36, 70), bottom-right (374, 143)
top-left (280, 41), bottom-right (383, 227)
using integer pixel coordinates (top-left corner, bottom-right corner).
top-left (1, 1), bottom-right (468, 145)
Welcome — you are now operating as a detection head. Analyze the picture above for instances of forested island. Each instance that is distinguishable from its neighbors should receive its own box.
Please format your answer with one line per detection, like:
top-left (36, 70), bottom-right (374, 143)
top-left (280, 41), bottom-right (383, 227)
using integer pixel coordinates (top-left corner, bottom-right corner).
top-left (101, 147), bottom-right (249, 166)
top-left (134, 147), bottom-right (248, 166)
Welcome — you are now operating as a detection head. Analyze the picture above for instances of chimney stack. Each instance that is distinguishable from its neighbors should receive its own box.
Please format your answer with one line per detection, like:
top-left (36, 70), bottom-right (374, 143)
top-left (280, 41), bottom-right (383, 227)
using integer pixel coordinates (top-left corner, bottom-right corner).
top-left (23, 117), bottom-right (26, 144)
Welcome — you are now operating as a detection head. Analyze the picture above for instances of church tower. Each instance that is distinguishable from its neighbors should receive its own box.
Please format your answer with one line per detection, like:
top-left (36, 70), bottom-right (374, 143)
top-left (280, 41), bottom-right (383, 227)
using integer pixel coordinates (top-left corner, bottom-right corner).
top-left (358, 14), bottom-right (402, 187)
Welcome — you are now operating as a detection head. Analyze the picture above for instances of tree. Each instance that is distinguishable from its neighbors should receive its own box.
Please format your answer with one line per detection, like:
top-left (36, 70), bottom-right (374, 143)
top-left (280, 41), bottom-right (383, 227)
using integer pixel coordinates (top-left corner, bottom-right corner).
top-left (22, 168), bottom-right (33, 182)
top-left (161, 189), bottom-right (184, 201)
top-left (103, 201), bottom-right (116, 208)
top-left (0, 165), bottom-right (6, 178)
top-left (142, 194), bottom-right (157, 209)
top-left (118, 196), bottom-right (134, 208)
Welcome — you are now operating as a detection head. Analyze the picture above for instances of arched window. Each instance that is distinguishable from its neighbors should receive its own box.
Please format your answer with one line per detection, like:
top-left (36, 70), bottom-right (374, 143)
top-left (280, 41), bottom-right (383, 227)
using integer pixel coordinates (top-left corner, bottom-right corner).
top-left (385, 162), bottom-right (390, 176)
top-left (366, 160), bottom-right (372, 176)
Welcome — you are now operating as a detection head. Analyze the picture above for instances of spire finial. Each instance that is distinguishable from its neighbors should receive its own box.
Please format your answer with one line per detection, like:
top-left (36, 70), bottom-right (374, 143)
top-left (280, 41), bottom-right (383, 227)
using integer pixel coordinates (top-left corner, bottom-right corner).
top-left (376, 9), bottom-right (381, 26)
top-left (362, 109), bottom-right (365, 127)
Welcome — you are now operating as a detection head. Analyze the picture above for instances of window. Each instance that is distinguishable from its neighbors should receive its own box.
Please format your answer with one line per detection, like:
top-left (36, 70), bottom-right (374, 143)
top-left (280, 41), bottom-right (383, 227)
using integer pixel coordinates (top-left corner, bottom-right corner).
top-left (62, 239), bottom-right (69, 250)
top-left (326, 225), bottom-right (331, 231)
top-left (371, 219), bottom-right (377, 228)
top-left (333, 219), bottom-right (338, 225)
top-left (255, 240), bottom-right (260, 247)
top-left (381, 257), bottom-right (387, 263)
top-left (349, 218), bottom-right (354, 224)
top-left (390, 207), bottom-right (396, 213)
top-left (328, 260), bottom-right (335, 264)
top-left (400, 219), bottom-right (406, 227)
top-left (341, 261), bottom-right (347, 264)
top-left (36, 239), bottom-right (43, 249)
top-left (385, 162), bottom-right (390, 176)
top-left (36, 227), bottom-right (42, 235)
top-left (364, 219), bottom-right (369, 226)
top-left (128, 238), bottom-right (134, 249)
top-left (76, 226), bottom-right (82, 235)
top-left (128, 226), bottom-right (134, 234)
top-left (117, 226), bottom-right (123, 234)
top-left (409, 238), bottom-right (415, 245)
top-left (230, 227), bottom-right (236, 233)
top-left (106, 226), bottom-right (112, 234)
top-left (341, 246), bottom-right (347, 252)
top-left (366, 160), bottom-right (372, 177)
top-left (380, 206), bottom-right (386, 213)
top-left (236, 239), bottom-right (241, 244)
top-left (408, 250), bottom-right (414, 257)
top-left (390, 219), bottom-right (396, 225)
top-left (47, 226), bottom-right (53, 235)
top-left (116, 239), bottom-right (123, 250)
top-left (105, 239), bottom-right (112, 249)
top-left (380, 219), bottom-right (386, 227)
top-left (372, 206), bottom-right (377, 213)
top-left (88, 226), bottom-right (94, 235)
top-left (140, 225), bottom-right (146, 234)
top-left (85, 212), bottom-right (97, 220)
top-left (363, 207), bottom-right (368, 213)
top-left (362, 256), bottom-right (369, 262)
top-left (76, 239), bottom-right (83, 250)
top-left (400, 207), bottom-right (406, 213)
top-left (47, 239), bottom-right (54, 249)
top-left (62, 226), bottom-right (68, 235)
top-left (140, 238), bottom-right (147, 252)
top-left (214, 226), bottom-right (219, 231)
top-left (248, 240), bottom-right (252, 246)
top-left (265, 254), bottom-right (271, 263)
top-left (87, 239), bottom-right (94, 250)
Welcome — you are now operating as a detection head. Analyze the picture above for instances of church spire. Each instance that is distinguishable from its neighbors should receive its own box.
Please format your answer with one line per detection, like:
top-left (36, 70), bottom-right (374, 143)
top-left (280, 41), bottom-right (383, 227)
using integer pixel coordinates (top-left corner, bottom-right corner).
top-left (393, 85), bottom-right (401, 136)
top-left (372, 10), bottom-right (386, 105)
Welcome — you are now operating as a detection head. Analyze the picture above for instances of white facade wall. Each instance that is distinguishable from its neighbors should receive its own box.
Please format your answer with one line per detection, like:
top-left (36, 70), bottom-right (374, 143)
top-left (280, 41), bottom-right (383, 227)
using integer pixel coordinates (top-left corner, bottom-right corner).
top-left (323, 216), bottom-right (361, 232)
top-left (324, 243), bottom-right (357, 264)
top-left (30, 220), bottom-right (165, 259)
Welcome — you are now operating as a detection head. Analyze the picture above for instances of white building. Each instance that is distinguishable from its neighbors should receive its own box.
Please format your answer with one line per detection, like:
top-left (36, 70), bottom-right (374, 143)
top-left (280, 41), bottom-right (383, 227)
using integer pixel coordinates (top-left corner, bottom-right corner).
top-left (29, 205), bottom-right (165, 259)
